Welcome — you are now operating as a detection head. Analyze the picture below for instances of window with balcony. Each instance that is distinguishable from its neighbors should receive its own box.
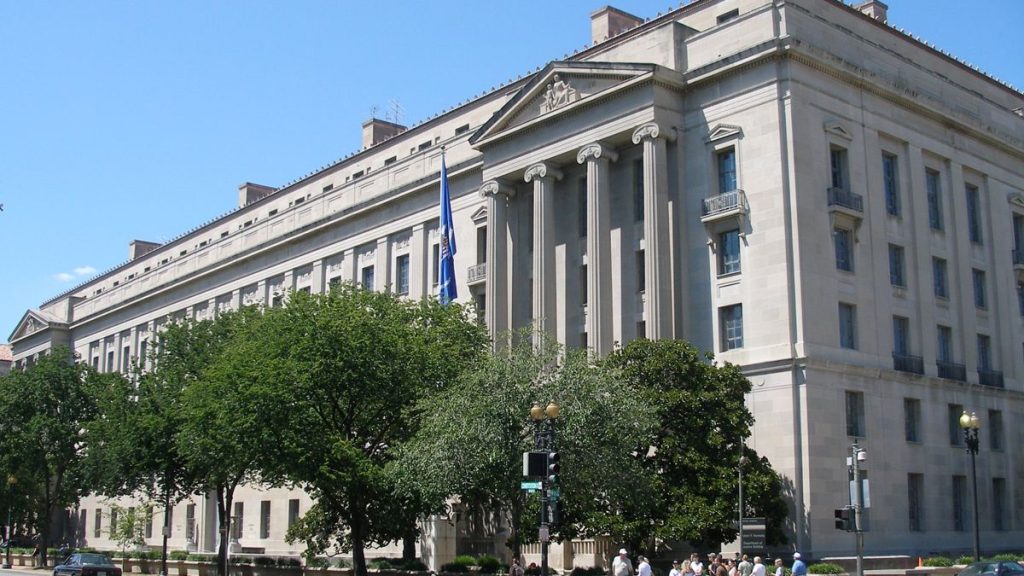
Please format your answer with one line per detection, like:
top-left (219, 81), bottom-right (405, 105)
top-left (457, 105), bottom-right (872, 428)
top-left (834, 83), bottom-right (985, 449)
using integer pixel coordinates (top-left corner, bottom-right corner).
top-left (889, 244), bottom-right (906, 287)
top-left (977, 334), bottom-right (992, 372)
top-left (893, 316), bottom-right (910, 354)
top-left (966, 184), bottom-right (983, 244)
top-left (834, 228), bottom-right (854, 272)
top-left (937, 325), bottom-right (964, 380)
top-left (845, 390), bottom-right (864, 437)
top-left (830, 146), bottom-right (849, 191)
top-left (972, 268), bottom-right (987, 309)
top-left (718, 147), bottom-right (737, 193)
top-left (719, 229), bottom-right (741, 275)
top-left (904, 397), bottom-right (920, 442)
top-left (926, 168), bottom-right (943, 230)
top-left (720, 304), bottom-right (743, 350)
top-left (839, 303), bottom-right (857, 349)
top-left (933, 258), bottom-right (949, 299)
top-left (883, 153), bottom-right (901, 216)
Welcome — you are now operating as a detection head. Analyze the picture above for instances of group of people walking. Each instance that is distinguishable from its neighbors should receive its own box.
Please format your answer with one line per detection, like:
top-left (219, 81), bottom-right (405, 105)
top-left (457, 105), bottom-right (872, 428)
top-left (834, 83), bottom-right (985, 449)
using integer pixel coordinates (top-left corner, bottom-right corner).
top-left (612, 549), bottom-right (804, 576)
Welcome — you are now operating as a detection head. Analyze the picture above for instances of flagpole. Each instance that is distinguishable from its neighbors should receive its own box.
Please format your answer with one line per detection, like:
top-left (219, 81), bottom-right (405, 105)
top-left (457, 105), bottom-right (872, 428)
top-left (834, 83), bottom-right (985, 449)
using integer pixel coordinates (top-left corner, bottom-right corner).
top-left (438, 146), bottom-right (458, 305)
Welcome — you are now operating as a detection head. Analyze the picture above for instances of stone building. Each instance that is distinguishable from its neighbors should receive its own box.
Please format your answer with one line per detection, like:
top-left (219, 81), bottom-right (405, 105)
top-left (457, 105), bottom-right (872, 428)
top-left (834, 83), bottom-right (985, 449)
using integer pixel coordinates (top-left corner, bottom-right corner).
top-left (8, 0), bottom-right (1024, 563)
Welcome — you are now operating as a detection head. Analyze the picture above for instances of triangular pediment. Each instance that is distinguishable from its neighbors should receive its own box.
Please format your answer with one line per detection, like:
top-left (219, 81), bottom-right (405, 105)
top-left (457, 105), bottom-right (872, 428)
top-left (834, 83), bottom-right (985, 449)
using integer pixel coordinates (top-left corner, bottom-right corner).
top-left (1008, 191), bottom-right (1024, 208)
top-left (706, 123), bottom-right (743, 143)
top-left (470, 206), bottom-right (488, 223)
top-left (471, 61), bottom-right (662, 146)
top-left (9, 309), bottom-right (65, 342)
top-left (824, 120), bottom-right (853, 141)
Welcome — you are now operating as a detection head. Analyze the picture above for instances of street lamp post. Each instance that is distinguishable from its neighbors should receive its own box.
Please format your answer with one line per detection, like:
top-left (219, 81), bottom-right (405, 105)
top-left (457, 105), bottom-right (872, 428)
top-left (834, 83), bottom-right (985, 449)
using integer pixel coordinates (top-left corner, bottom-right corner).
top-left (2, 475), bottom-right (16, 570)
top-left (530, 402), bottom-right (560, 576)
top-left (737, 449), bottom-right (748, 556)
top-left (959, 411), bottom-right (981, 562)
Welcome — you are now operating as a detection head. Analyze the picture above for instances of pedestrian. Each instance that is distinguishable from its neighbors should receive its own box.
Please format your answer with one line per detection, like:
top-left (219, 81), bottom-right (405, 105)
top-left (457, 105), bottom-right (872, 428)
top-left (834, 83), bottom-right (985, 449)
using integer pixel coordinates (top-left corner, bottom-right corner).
top-left (670, 560), bottom-right (682, 576)
top-left (791, 553), bottom-right (807, 576)
top-left (713, 555), bottom-right (728, 576)
top-left (751, 557), bottom-right (765, 576)
top-left (510, 559), bottom-right (524, 576)
top-left (613, 549), bottom-right (635, 576)
top-left (727, 559), bottom-right (737, 576)
top-left (638, 556), bottom-right (652, 576)
top-left (683, 560), bottom-right (694, 576)
top-left (739, 555), bottom-right (753, 576)
top-left (690, 554), bottom-right (704, 576)
top-left (773, 559), bottom-right (784, 576)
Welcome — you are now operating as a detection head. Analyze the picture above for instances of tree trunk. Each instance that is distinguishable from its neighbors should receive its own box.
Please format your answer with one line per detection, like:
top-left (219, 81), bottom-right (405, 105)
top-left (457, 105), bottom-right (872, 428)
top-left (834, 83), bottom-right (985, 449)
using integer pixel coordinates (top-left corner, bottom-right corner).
top-left (509, 496), bottom-right (523, 560)
top-left (217, 486), bottom-right (234, 576)
top-left (401, 526), bottom-right (417, 561)
top-left (350, 494), bottom-right (367, 576)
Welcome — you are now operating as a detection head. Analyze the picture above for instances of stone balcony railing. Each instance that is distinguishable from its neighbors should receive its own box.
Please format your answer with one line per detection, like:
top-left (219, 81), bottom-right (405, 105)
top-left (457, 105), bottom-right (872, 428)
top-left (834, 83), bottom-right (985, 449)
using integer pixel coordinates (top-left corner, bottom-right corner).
top-left (466, 263), bottom-right (486, 285)
top-left (937, 361), bottom-right (967, 382)
top-left (827, 187), bottom-right (864, 212)
top-left (893, 353), bottom-right (924, 375)
top-left (701, 189), bottom-right (747, 218)
top-left (979, 369), bottom-right (1005, 388)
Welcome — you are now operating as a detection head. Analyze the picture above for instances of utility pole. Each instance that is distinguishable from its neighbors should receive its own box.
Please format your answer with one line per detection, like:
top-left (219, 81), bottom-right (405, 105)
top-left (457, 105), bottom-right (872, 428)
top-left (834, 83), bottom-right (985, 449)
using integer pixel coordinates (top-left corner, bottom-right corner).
top-left (850, 444), bottom-right (864, 576)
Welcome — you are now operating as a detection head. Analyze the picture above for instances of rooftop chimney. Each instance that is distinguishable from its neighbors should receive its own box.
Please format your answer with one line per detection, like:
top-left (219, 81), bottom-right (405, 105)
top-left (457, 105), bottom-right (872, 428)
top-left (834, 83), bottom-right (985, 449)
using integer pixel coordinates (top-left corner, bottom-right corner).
top-left (362, 118), bottom-right (407, 150)
top-left (590, 6), bottom-right (643, 44)
top-left (129, 240), bottom-right (162, 261)
top-left (238, 182), bottom-right (276, 208)
top-left (854, 0), bottom-right (888, 23)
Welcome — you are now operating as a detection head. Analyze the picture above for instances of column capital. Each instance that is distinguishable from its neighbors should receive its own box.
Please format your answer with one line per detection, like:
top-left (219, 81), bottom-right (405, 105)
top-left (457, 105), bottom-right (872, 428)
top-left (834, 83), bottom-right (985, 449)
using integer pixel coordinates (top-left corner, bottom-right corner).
top-left (632, 122), bottom-right (677, 144)
top-left (479, 179), bottom-right (516, 199)
top-left (524, 162), bottom-right (563, 183)
top-left (577, 142), bottom-right (619, 164)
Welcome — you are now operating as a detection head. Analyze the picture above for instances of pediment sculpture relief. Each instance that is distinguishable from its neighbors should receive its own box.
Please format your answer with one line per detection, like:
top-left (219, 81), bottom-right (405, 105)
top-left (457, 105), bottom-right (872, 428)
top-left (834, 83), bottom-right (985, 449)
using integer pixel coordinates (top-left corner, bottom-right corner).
top-left (540, 74), bottom-right (577, 114)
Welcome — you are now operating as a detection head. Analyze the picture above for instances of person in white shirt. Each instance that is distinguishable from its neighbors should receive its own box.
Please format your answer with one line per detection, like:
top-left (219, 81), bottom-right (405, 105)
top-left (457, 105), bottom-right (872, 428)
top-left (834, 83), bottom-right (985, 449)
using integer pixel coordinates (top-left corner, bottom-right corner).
top-left (613, 549), bottom-right (634, 576)
top-left (637, 556), bottom-right (652, 576)
top-left (670, 560), bottom-right (682, 576)
top-left (773, 559), bottom-right (784, 576)
top-left (690, 553), bottom-right (704, 576)
top-left (751, 557), bottom-right (766, 576)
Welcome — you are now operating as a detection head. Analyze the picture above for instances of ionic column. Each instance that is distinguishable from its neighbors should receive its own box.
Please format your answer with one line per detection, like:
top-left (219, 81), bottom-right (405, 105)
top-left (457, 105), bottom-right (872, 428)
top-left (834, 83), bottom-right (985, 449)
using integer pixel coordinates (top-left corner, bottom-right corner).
top-left (480, 179), bottom-right (516, 346)
top-left (577, 142), bottom-right (618, 356)
top-left (632, 123), bottom-right (676, 340)
top-left (525, 162), bottom-right (563, 344)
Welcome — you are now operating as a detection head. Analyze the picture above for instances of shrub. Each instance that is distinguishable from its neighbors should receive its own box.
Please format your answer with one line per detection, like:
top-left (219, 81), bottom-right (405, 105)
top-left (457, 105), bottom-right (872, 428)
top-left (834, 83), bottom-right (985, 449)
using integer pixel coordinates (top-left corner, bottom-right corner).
top-left (369, 558), bottom-right (393, 570)
top-left (278, 557), bottom-right (302, 567)
top-left (231, 556), bottom-right (254, 565)
top-left (254, 556), bottom-right (277, 566)
top-left (807, 564), bottom-right (844, 575)
top-left (187, 554), bottom-right (217, 563)
top-left (453, 556), bottom-right (477, 567)
top-left (953, 557), bottom-right (974, 566)
top-left (170, 551), bottom-right (189, 561)
top-left (478, 556), bottom-right (501, 574)
top-left (986, 555), bottom-right (1018, 562)
top-left (923, 558), bottom-right (954, 568)
top-left (441, 564), bottom-right (468, 573)
top-left (306, 557), bottom-right (330, 569)
top-left (399, 559), bottom-right (429, 571)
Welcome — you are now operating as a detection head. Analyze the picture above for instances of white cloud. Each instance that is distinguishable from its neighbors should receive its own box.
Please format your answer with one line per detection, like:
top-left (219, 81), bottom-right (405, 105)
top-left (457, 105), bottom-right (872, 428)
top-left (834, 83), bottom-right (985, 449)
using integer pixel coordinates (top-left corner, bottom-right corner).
top-left (54, 272), bottom-right (75, 282)
top-left (73, 266), bottom-right (97, 277)
top-left (53, 265), bottom-right (97, 283)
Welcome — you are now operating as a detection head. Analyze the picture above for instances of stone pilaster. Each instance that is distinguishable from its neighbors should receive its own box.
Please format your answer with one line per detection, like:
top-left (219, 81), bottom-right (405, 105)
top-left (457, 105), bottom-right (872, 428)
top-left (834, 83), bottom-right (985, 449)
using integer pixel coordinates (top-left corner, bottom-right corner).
top-left (632, 123), bottom-right (676, 340)
top-left (525, 162), bottom-right (563, 344)
top-left (480, 179), bottom-right (516, 346)
top-left (577, 142), bottom-right (618, 356)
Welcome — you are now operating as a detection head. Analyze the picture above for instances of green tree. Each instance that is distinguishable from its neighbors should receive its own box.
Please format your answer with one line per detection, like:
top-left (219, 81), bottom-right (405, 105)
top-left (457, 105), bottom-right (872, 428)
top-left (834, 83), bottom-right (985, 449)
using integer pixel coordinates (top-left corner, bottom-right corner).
top-left (603, 338), bottom-right (788, 549)
top-left (395, 334), bottom-right (657, 559)
top-left (107, 504), bottom-right (149, 570)
top-left (0, 347), bottom-right (100, 566)
top-left (238, 286), bottom-right (488, 576)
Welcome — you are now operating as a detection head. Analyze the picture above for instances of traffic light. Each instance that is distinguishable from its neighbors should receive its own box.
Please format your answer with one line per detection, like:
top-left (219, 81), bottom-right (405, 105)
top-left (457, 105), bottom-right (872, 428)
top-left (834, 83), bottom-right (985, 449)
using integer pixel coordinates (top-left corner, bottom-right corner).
top-left (547, 452), bottom-right (560, 482)
top-left (523, 451), bottom-right (547, 477)
top-left (834, 507), bottom-right (853, 531)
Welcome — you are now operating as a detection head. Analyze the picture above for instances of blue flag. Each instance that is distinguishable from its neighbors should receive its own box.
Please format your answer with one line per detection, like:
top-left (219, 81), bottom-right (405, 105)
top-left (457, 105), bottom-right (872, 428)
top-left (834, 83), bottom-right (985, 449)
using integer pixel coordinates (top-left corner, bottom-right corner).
top-left (438, 152), bottom-right (458, 304)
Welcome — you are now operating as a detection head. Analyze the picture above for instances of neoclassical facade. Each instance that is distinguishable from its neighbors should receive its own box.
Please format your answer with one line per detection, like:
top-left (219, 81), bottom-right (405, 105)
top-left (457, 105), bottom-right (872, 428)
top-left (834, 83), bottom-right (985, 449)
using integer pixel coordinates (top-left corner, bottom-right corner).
top-left (9, 0), bottom-right (1024, 562)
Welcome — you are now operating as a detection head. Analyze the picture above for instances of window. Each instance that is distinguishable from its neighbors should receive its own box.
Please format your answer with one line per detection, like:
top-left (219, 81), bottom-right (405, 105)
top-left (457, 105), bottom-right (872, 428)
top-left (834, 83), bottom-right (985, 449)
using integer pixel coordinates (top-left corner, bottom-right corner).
top-left (328, 276), bottom-right (341, 289)
top-left (111, 508), bottom-right (119, 533)
top-left (232, 502), bottom-right (243, 539)
top-left (636, 250), bottom-right (645, 292)
top-left (952, 475), bottom-right (967, 531)
top-left (937, 326), bottom-right (954, 364)
top-left (888, 244), bottom-right (906, 287)
top-left (966, 185), bottom-right (983, 244)
top-left (716, 8), bottom-right (739, 23)
top-left (993, 478), bottom-right (1007, 531)
top-left (633, 158), bottom-right (645, 221)
top-left (830, 146), bottom-right (849, 191)
top-left (893, 316), bottom-right (910, 356)
top-left (384, 156), bottom-right (397, 166)
top-left (288, 499), bottom-right (300, 529)
top-left (719, 229), bottom-right (741, 275)
top-left (145, 508), bottom-right (153, 539)
top-left (845, 390), bottom-right (865, 438)
top-left (636, 321), bottom-right (646, 338)
top-left (904, 398), bottom-right (920, 443)
top-left (454, 124), bottom-right (470, 135)
top-left (977, 334), bottom-right (992, 372)
top-left (883, 153), bottom-right (900, 216)
top-left (972, 269), bottom-right (987, 309)
top-left (260, 500), bottom-right (271, 539)
top-left (106, 350), bottom-right (114, 372)
top-left (94, 509), bottom-right (102, 538)
top-left (717, 148), bottom-right (737, 193)
top-left (475, 292), bottom-right (486, 317)
top-left (1018, 283), bottom-right (1024, 316)
top-left (948, 403), bottom-right (964, 446)
top-left (580, 265), bottom-right (588, 305)
top-left (578, 177), bottom-right (588, 237)
top-left (476, 226), bottom-right (487, 265)
top-left (361, 265), bottom-right (375, 291)
top-left (720, 305), bottom-right (744, 350)
top-left (926, 169), bottom-right (943, 230)
top-left (834, 228), bottom-right (854, 272)
top-left (933, 258), bottom-right (949, 299)
top-left (185, 504), bottom-right (195, 541)
top-left (988, 409), bottom-right (1003, 451)
top-left (908, 474), bottom-right (924, 532)
top-left (839, 303), bottom-right (857, 350)
top-left (431, 244), bottom-right (440, 287)
top-left (396, 255), bottom-right (410, 296)
top-left (122, 346), bottom-right (130, 373)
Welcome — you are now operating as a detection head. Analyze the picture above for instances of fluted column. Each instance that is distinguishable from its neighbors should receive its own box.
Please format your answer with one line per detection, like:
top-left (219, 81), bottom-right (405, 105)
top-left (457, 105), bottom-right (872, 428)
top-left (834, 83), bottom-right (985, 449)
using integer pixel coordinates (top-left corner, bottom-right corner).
top-left (632, 123), bottom-right (676, 340)
top-left (480, 179), bottom-right (516, 346)
top-left (525, 162), bottom-right (563, 344)
top-left (577, 142), bottom-right (618, 356)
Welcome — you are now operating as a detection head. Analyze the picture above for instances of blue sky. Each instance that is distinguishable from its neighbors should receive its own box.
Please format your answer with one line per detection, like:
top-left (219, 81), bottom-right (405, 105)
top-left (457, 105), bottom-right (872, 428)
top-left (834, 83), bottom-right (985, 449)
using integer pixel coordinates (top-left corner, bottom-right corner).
top-left (2, 0), bottom-right (1022, 340)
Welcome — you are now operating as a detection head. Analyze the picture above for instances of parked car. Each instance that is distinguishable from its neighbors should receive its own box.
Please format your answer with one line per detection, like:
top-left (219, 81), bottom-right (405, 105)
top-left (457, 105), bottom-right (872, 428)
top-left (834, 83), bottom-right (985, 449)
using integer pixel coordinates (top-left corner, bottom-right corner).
top-left (957, 563), bottom-right (1024, 576)
top-left (52, 553), bottom-right (122, 576)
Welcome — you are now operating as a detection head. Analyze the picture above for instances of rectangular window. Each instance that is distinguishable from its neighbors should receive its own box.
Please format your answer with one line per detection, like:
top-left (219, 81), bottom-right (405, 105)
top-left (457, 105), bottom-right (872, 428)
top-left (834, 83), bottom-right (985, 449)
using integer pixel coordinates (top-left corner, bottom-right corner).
top-left (145, 508), bottom-right (153, 539)
top-left (830, 146), bottom-right (848, 191)
top-left (948, 403), bottom-right (964, 446)
top-left (908, 474), bottom-right (923, 532)
top-left (288, 499), bottom-right (300, 529)
top-left (260, 500), bottom-right (271, 539)
top-left (926, 169), bottom-right (943, 230)
top-left (717, 147), bottom-right (737, 193)
top-left (431, 244), bottom-right (440, 287)
top-left (716, 8), bottom-right (739, 24)
top-left (839, 303), bottom-right (857, 350)
top-left (952, 475), bottom-right (967, 531)
top-left (106, 350), bottom-right (114, 372)
top-left (633, 158), bottom-right (645, 221)
top-left (396, 255), bottom-right (410, 296)
top-left (122, 346), bottom-right (130, 373)
top-left (966, 184), bottom-right (983, 244)
top-left (888, 244), bottom-right (906, 287)
top-left (719, 229), bottom-right (741, 275)
top-left (94, 509), bottom-right (102, 538)
top-left (476, 226), bottom-right (487, 265)
top-left (993, 478), bottom-right (1007, 531)
top-left (937, 325), bottom-right (953, 363)
top-left (636, 250), bottom-right (645, 292)
top-left (720, 304), bottom-right (744, 350)
top-left (328, 276), bottom-right (341, 289)
top-left (845, 390), bottom-right (865, 438)
top-left (904, 398), bottom-right (920, 443)
top-left (988, 409), bottom-right (1003, 451)
top-left (580, 265), bottom-right (588, 305)
top-left (893, 316), bottom-right (910, 356)
top-left (933, 258), bottom-right (949, 299)
top-left (232, 502), bottom-right (244, 539)
top-left (578, 177), bottom-right (588, 237)
top-left (361, 265), bottom-right (375, 291)
top-left (1018, 283), bottom-right (1024, 316)
top-left (977, 334), bottom-right (992, 372)
top-left (111, 508), bottom-right (119, 533)
top-left (834, 228), bottom-right (854, 272)
top-left (883, 153), bottom-right (900, 216)
top-left (972, 269), bottom-right (987, 309)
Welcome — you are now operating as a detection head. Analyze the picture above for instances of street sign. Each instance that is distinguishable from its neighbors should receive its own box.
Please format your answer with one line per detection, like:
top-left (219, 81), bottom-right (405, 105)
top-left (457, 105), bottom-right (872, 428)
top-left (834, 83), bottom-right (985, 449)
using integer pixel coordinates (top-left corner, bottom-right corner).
top-left (521, 481), bottom-right (542, 491)
top-left (538, 526), bottom-right (550, 542)
top-left (742, 517), bottom-right (766, 527)
top-left (743, 533), bottom-right (766, 548)
top-left (549, 488), bottom-right (560, 501)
